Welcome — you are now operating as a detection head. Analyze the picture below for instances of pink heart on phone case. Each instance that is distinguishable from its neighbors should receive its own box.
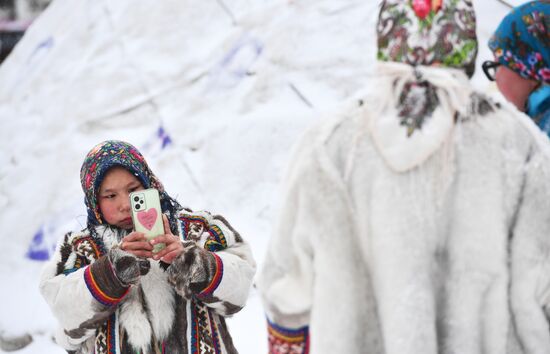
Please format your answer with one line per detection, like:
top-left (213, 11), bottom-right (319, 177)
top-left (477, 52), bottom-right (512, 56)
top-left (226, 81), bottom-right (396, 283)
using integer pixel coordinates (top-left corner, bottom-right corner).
top-left (137, 209), bottom-right (157, 230)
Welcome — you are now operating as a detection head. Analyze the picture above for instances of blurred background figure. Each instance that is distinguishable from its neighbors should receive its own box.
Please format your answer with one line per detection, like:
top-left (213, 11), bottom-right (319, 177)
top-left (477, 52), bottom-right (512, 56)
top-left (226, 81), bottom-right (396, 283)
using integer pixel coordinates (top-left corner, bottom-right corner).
top-left (257, 0), bottom-right (550, 353)
top-left (486, 0), bottom-right (550, 135)
top-left (0, 0), bottom-right (50, 63)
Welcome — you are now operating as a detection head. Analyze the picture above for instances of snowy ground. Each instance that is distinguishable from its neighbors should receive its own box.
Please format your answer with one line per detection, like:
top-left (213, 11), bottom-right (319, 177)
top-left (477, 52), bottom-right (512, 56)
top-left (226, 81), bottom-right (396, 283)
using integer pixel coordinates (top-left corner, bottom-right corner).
top-left (0, 0), bottom-right (526, 353)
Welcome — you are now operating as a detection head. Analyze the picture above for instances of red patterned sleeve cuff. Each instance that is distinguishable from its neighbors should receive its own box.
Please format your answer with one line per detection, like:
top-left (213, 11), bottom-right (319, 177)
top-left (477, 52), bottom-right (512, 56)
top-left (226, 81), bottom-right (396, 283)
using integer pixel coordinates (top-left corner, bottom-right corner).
top-left (267, 318), bottom-right (309, 354)
top-left (84, 256), bottom-right (130, 306)
top-left (197, 252), bottom-right (224, 298)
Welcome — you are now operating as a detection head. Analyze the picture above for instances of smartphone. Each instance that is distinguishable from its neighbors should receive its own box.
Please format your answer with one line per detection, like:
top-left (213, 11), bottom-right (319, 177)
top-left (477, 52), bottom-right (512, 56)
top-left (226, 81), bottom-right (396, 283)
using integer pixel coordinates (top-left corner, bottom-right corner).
top-left (129, 188), bottom-right (166, 253)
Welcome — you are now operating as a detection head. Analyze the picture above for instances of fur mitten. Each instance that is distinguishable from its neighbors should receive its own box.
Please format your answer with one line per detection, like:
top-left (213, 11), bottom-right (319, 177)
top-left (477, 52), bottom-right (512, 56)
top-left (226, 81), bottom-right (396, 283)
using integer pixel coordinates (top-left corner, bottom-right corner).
top-left (108, 248), bottom-right (151, 286)
top-left (85, 250), bottom-right (148, 304)
top-left (166, 241), bottom-right (218, 299)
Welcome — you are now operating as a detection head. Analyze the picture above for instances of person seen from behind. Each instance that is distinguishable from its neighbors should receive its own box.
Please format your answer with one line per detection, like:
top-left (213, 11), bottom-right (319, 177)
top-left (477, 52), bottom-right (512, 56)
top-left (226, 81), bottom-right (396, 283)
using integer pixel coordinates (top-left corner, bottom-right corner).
top-left (257, 0), bottom-right (550, 353)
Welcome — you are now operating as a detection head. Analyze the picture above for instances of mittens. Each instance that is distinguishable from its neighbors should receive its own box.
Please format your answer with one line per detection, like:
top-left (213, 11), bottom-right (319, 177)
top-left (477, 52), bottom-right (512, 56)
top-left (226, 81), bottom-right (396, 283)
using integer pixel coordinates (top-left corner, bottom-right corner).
top-left (107, 248), bottom-right (150, 286)
top-left (166, 241), bottom-right (218, 299)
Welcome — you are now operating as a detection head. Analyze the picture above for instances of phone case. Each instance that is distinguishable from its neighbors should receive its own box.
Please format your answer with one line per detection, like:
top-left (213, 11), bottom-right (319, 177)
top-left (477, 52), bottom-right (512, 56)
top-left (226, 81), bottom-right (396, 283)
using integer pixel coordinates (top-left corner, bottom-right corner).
top-left (129, 188), bottom-right (166, 253)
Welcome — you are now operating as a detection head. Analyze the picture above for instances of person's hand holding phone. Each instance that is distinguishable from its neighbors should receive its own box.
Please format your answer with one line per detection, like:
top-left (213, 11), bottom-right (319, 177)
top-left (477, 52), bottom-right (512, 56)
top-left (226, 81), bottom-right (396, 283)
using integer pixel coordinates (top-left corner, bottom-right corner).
top-left (150, 215), bottom-right (184, 264)
top-left (119, 232), bottom-right (154, 259)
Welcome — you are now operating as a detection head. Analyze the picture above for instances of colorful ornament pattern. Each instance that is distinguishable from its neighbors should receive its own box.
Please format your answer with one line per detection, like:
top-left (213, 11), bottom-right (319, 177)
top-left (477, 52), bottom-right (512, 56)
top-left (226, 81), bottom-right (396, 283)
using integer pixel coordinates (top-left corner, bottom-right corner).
top-left (489, 1), bottom-right (550, 83)
top-left (267, 319), bottom-right (309, 354)
top-left (80, 140), bottom-right (165, 226)
top-left (377, 0), bottom-right (478, 77)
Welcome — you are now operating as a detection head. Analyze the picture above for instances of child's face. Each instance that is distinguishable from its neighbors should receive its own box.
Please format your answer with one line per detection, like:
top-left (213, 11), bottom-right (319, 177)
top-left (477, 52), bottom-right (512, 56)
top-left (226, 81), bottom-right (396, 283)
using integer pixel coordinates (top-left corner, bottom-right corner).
top-left (98, 166), bottom-right (144, 230)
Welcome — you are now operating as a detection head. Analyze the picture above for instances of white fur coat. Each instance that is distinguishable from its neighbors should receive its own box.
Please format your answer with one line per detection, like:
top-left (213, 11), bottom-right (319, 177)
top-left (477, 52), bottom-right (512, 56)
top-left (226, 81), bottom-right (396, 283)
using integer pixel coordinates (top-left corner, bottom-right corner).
top-left (258, 63), bottom-right (550, 354)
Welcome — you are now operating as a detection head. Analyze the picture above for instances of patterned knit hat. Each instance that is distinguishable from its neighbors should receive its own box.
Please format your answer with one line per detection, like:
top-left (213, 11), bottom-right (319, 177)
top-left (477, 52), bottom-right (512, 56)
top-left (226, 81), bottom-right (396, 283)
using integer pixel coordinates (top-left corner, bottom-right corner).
top-left (488, 1), bottom-right (550, 84)
top-left (80, 140), bottom-right (172, 226)
top-left (377, 0), bottom-right (478, 77)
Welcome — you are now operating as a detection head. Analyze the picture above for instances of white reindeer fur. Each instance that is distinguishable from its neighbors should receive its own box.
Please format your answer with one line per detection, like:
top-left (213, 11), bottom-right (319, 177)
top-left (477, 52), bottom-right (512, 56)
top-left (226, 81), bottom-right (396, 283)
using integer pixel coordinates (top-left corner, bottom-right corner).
top-left (258, 63), bottom-right (550, 354)
top-left (96, 227), bottom-right (177, 350)
top-left (77, 226), bottom-right (174, 350)
top-left (118, 262), bottom-right (175, 351)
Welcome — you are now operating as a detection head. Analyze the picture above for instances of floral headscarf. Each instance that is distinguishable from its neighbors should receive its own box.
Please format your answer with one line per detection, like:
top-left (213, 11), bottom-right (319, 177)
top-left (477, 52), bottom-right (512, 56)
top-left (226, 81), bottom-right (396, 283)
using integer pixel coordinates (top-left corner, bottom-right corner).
top-left (488, 1), bottom-right (550, 84)
top-left (80, 140), bottom-right (181, 229)
top-left (377, 0), bottom-right (478, 77)
top-left (368, 0), bottom-right (479, 172)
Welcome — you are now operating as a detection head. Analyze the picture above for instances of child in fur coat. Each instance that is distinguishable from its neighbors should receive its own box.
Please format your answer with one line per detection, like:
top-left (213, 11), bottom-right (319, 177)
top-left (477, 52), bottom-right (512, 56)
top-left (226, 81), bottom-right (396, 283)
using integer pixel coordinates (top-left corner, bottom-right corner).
top-left (40, 140), bottom-right (256, 354)
top-left (258, 1), bottom-right (550, 353)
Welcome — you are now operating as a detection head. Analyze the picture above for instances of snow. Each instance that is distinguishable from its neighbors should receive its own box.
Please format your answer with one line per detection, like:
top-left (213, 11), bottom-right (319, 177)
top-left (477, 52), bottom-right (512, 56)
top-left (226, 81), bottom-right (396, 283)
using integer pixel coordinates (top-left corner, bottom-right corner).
top-left (0, 0), bottom-right (527, 353)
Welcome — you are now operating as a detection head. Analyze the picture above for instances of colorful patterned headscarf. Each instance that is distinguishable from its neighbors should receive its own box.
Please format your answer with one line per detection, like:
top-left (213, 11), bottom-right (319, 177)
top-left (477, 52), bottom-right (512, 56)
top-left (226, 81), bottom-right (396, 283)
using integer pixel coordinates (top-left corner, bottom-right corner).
top-left (80, 140), bottom-right (181, 228)
top-left (488, 1), bottom-right (550, 84)
top-left (377, 0), bottom-right (478, 77)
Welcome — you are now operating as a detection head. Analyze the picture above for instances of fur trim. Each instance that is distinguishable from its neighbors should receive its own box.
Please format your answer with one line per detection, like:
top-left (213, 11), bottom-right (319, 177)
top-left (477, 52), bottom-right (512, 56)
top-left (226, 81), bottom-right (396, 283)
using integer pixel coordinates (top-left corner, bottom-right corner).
top-left (94, 225), bottom-right (126, 250)
top-left (118, 286), bottom-right (152, 353)
top-left (118, 262), bottom-right (175, 351)
top-left (140, 261), bottom-right (176, 341)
